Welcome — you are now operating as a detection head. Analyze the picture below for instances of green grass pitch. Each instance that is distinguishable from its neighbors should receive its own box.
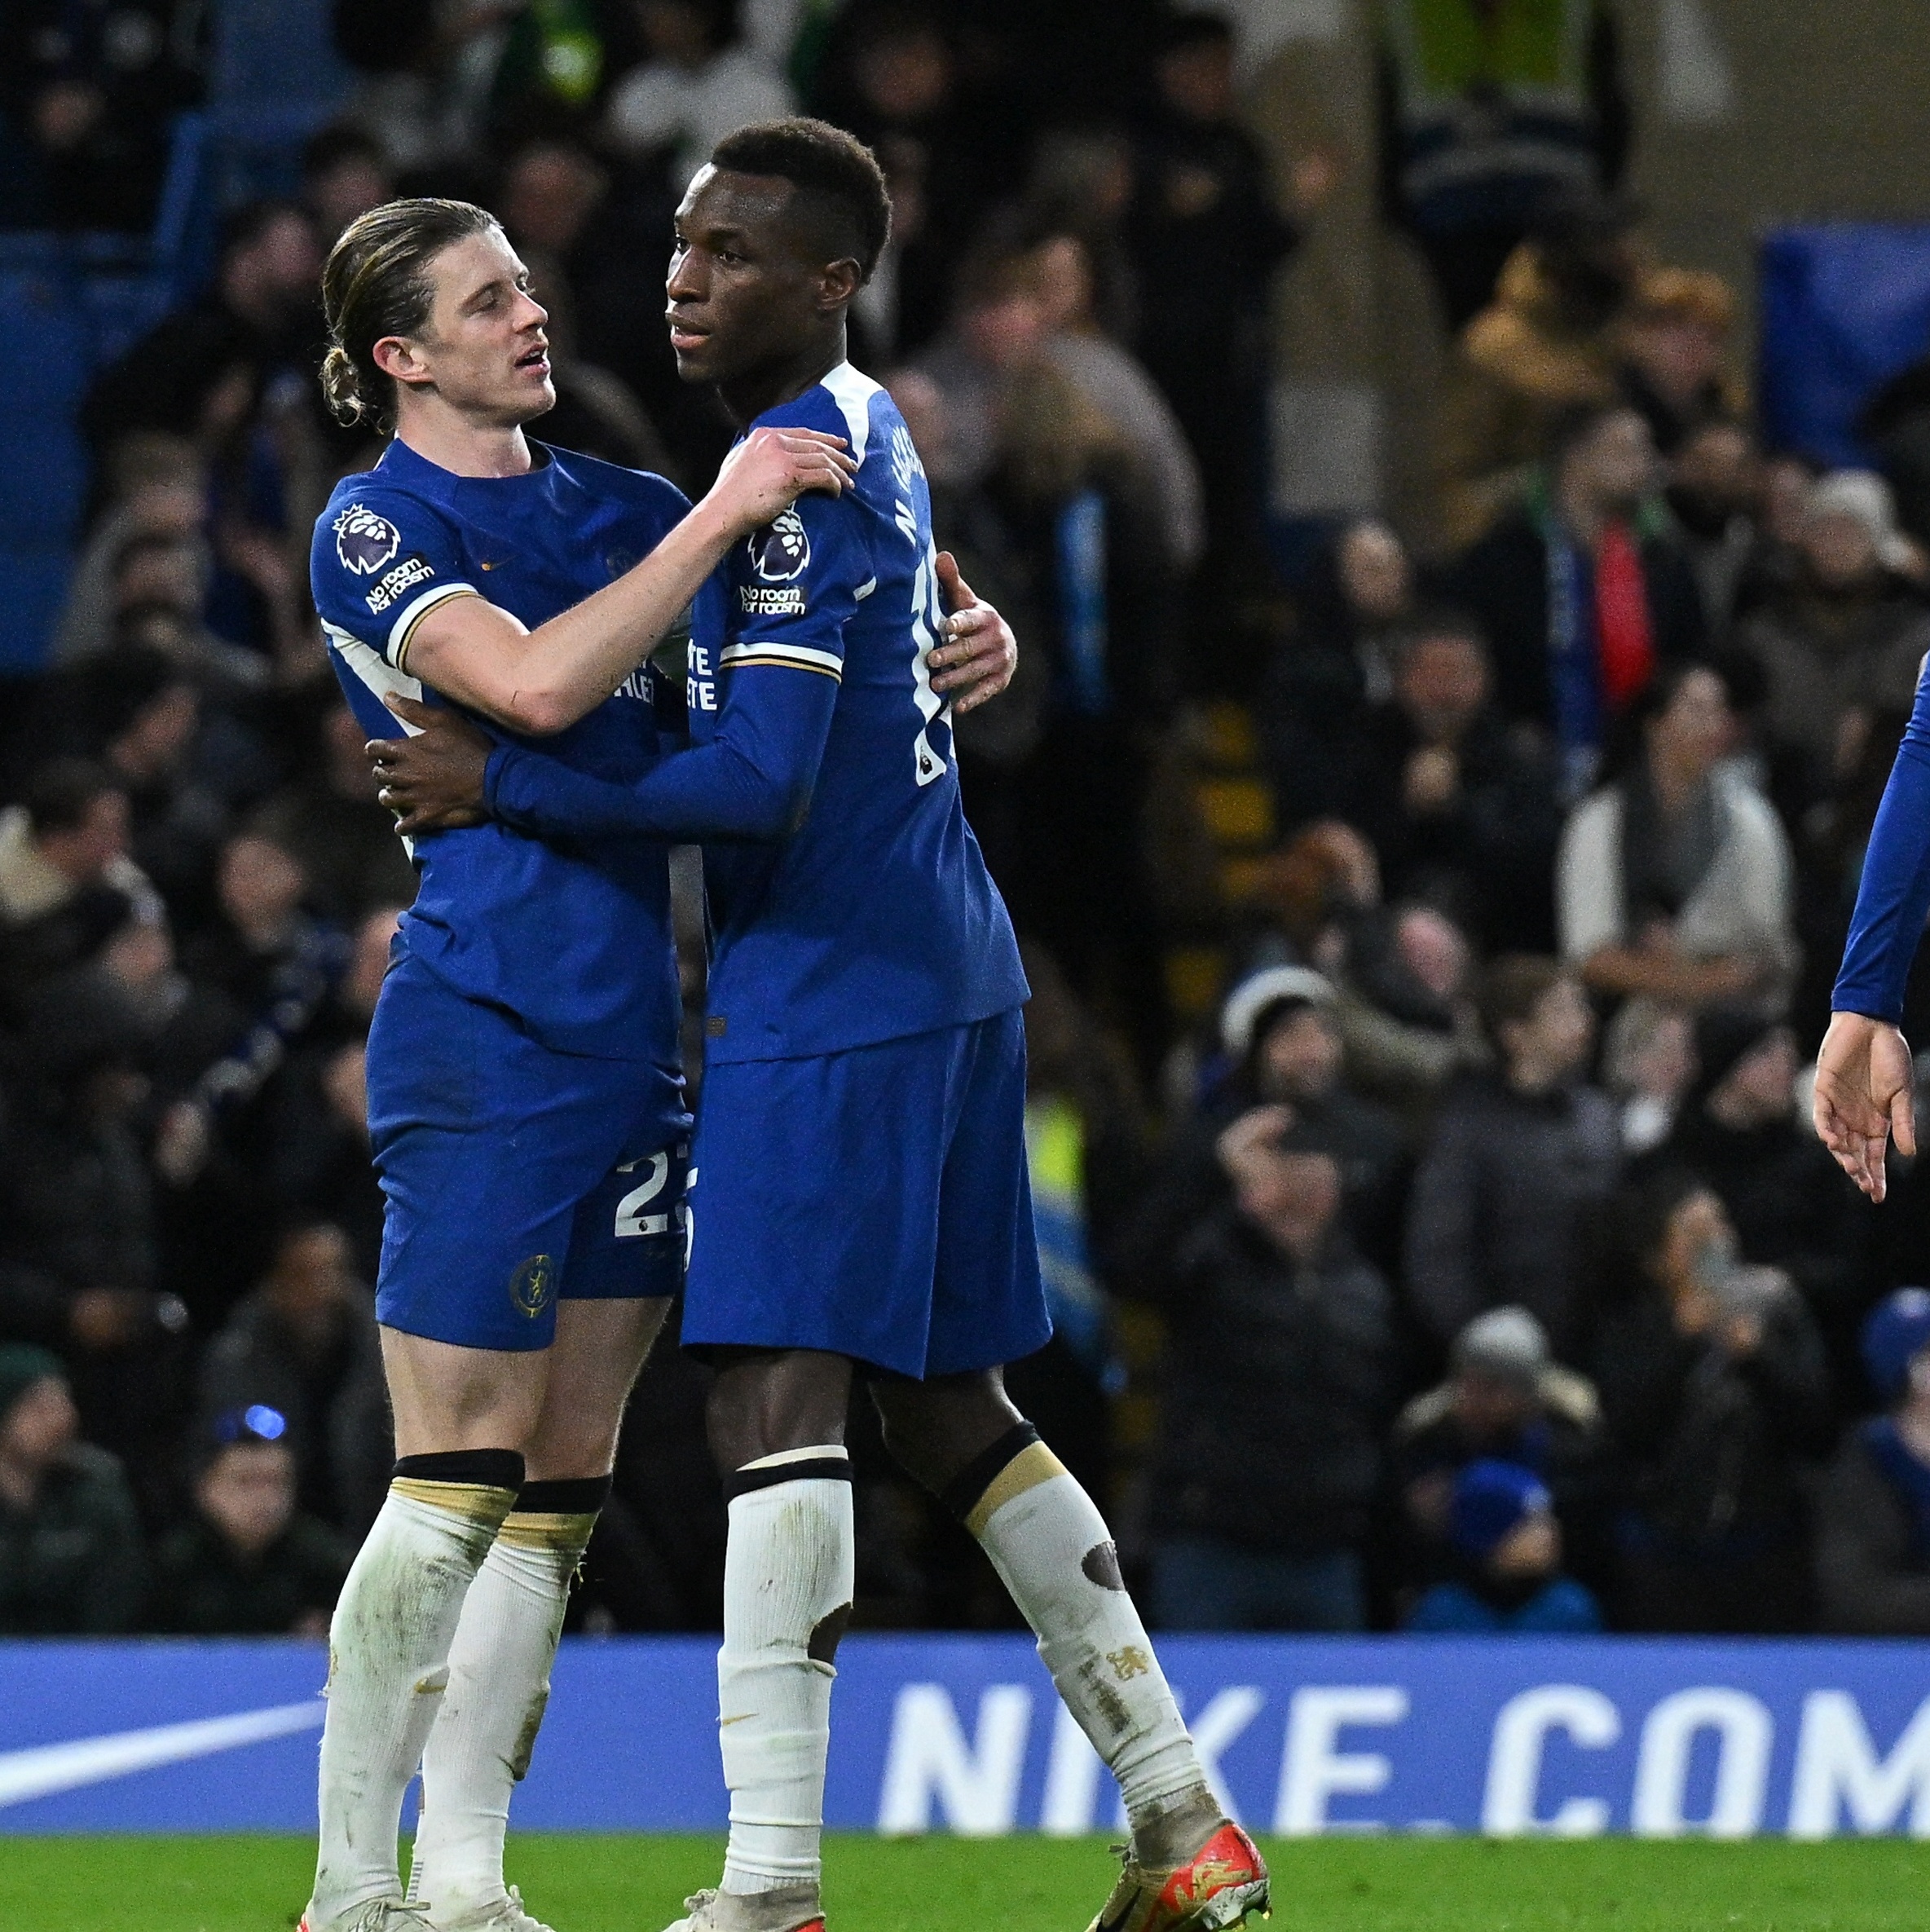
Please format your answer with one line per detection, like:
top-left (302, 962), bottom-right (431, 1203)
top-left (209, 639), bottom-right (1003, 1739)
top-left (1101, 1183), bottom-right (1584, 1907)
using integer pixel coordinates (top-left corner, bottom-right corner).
top-left (2, 1833), bottom-right (1924, 1932)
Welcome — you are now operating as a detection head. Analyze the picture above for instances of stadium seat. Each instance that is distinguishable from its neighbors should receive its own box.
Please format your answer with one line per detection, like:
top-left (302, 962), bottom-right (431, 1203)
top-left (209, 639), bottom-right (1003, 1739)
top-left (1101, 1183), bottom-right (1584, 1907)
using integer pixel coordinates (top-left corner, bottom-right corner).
top-left (1759, 223), bottom-right (1930, 465)
top-left (210, 0), bottom-right (353, 200)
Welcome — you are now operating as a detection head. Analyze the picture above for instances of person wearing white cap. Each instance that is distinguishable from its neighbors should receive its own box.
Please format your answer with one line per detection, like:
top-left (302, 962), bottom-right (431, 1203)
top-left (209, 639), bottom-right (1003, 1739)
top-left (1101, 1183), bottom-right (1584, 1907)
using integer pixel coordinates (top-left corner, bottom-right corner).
top-left (1129, 967), bottom-right (1406, 1291)
top-left (1738, 467), bottom-right (1930, 820)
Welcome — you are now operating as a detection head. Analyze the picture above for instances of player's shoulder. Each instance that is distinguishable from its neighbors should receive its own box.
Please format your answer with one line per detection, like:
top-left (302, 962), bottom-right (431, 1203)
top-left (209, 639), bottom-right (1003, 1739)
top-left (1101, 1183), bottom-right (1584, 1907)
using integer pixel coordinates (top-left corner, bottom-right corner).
top-left (532, 440), bottom-right (693, 521)
top-left (755, 361), bottom-right (897, 469)
top-left (314, 461), bottom-right (456, 579)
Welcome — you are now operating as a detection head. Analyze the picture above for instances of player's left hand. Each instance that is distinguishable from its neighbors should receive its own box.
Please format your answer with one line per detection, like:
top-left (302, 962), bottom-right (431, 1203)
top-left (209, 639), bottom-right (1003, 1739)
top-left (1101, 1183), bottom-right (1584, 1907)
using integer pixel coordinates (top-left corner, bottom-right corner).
top-left (927, 551), bottom-right (1016, 716)
top-left (368, 695), bottom-right (493, 836)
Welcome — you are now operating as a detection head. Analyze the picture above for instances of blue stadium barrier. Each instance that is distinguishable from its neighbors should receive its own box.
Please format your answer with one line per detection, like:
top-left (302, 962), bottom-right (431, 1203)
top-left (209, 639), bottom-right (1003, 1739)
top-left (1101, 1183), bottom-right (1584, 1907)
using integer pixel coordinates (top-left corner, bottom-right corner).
top-left (1759, 223), bottom-right (1930, 467)
top-left (209, 0), bottom-right (352, 201)
top-left (2, 1635), bottom-right (1927, 1839)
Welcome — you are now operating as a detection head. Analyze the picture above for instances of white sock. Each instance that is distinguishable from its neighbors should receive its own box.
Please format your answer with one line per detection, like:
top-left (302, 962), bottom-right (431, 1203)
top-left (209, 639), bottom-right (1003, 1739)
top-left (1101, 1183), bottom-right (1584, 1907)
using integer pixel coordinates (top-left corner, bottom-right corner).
top-left (717, 1448), bottom-right (855, 1898)
top-left (963, 1433), bottom-right (1205, 1831)
top-left (408, 1486), bottom-right (601, 1918)
top-left (309, 1458), bottom-right (522, 1925)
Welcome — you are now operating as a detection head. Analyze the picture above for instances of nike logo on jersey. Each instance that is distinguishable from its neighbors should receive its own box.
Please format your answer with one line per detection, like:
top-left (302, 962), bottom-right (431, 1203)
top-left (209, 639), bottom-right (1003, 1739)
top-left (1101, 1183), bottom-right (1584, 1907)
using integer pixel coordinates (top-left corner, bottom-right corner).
top-left (0, 1699), bottom-right (324, 1808)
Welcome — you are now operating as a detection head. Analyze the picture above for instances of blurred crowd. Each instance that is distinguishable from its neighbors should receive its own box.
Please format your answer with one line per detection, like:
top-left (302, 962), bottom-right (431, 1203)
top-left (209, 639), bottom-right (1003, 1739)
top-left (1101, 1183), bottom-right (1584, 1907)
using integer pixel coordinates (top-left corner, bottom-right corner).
top-left (7, 0), bottom-right (1930, 1643)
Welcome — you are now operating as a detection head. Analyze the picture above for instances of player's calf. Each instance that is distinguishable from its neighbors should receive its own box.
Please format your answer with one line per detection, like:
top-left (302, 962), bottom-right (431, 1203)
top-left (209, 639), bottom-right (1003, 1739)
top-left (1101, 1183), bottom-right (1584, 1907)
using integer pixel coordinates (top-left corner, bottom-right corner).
top-left (923, 1416), bottom-right (1262, 1920)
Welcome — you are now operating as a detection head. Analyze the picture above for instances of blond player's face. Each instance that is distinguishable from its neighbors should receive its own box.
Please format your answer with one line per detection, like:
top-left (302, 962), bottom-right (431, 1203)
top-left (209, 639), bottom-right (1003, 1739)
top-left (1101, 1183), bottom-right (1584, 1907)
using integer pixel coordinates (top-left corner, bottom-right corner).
top-left (387, 229), bottom-right (556, 427)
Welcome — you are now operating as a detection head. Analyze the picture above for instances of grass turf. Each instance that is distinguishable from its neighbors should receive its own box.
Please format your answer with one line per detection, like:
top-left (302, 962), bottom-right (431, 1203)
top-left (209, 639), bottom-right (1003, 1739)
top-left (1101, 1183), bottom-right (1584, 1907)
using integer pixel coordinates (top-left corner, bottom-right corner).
top-left (2, 1833), bottom-right (1925, 1932)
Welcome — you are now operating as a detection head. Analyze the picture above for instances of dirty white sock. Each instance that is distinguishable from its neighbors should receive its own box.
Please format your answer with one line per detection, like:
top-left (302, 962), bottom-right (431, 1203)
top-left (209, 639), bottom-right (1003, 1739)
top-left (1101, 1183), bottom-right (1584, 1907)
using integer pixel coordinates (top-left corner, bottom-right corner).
top-left (954, 1427), bottom-right (1203, 1830)
top-left (307, 1452), bottom-right (522, 1926)
top-left (408, 1476), bottom-right (605, 1918)
top-left (717, 1448), bottom-right (854, 1898)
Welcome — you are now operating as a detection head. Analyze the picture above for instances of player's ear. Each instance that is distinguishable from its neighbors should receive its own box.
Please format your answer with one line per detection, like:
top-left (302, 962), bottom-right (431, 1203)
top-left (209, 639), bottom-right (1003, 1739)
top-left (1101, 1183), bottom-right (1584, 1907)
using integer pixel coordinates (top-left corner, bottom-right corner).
top-left (372, 333), bottom-right (433, 391)
top-left (817, 258), bottom-right (863, 313)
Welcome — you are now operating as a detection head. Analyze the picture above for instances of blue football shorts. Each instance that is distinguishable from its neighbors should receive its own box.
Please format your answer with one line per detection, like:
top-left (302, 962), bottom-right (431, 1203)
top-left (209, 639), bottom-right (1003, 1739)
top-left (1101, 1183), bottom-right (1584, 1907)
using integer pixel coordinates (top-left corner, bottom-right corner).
top-left (681, 1007), bottom-right (1052, 1379)
top-left (364, 954), bottom-right (690, 1351)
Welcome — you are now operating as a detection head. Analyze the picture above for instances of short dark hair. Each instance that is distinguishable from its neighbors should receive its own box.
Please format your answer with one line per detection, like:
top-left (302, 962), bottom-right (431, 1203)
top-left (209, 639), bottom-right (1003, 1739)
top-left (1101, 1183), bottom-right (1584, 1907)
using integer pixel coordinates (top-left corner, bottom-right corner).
top-left (1478, 955), bottom-right (1571, 1041)
top-left (1392, 604), bottom-right (1491, 662)
top-left (303, 121), bottom-right (390, 183)
top-left (1158, 10), bottom-right (1235, 54)
top-left (23, 758), bottom-right (122, 837)
top-left (711, 117), bottom-right (892, 280)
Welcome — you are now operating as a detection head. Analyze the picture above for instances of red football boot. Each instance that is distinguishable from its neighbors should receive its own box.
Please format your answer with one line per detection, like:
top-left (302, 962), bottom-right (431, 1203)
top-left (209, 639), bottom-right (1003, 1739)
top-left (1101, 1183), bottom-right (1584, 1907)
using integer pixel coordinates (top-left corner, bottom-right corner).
top-left (1085, 1819), bottom-right (1270, 1932)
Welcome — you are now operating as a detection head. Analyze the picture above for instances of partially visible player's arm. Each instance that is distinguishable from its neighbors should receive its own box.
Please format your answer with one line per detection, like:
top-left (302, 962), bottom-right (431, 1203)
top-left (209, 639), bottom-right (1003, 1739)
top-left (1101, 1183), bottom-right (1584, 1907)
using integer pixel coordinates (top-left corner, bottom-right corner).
top-left (487, 661), bottom-right (837, 841)
top-left (403, 427), bottom-right (853, 735)
top-left (376, 663), bottom-right (839, 843)
top-left (1814, 664), bottom-right (1930, 1198)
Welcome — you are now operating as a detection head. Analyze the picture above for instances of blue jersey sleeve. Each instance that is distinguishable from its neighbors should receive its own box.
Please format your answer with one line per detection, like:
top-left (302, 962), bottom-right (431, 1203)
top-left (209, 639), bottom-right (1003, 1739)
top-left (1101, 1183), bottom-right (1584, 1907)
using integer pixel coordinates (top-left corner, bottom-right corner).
top-left (485, 475), bottom-right (866, 843)
top-left (310, 483), bottom-right (479, 673)
top-left (1834, 665), bottom-right (1930, 1022)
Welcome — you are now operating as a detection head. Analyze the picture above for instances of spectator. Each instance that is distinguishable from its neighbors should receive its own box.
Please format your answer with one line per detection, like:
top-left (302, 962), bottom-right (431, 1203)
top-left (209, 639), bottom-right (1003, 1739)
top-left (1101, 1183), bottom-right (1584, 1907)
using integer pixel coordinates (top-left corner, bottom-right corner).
top-left (198, 1220), bottom-right (389, 1538)
top-left (1404, 955), bottom-right (1619, 1356)
top-left (0, 1347), bottom-right (145, 1634)
top-left (1431, 210), bottom-right (1641, 548)
top-left (1336, 612), bottom-right (1564, 951)
top-left (1815, 1290), bottom-right (1930, 1635)
top-left (300, 122), bottom-right (396, 243)
top-left (1615, 269), bottom-right (1745, 457)
top-left (1599, 998), bottom-right (1694, 1153)
top-left (1266, 520), bottom-right (1418, 830)
top-left (1404, 1458), bottom-right (1604, 1634)
top-left (1130, 966), bottom-right (1406, 1288)
top-left (1664, 1008), bottom-right (1870, 1392)
top-left (1129, 11), bottom-right (1299, 554)
top-left (0, 761), bottom-right (156, 1003)
top-left (1558, 664), bottom-right (1799, 1013)
top-left (605, 0), bottom-right (792, 190)
top-left (1379, 10), bottom-right (1628, 330)
top-left (256, 701), bottom-right (418, 927)
top-left (1449, 401), bottom-right (1706, 796)
top-left (1332, 898), bottom-right (1492, 1117)
top-left (1738, 470), bottom-right (1930, 823)
top-left (0, 970), bottom-right (188, 1464)
top-left (1664, 419), bottom-right (1765, 637)
top-left (1588, 1169), bottom-right (1833, 1632)
top-left (1024, 225), bottom-right (1205, 576)
top-left (1148, 1138), bottom-right (1395, 1630)
top-left (147, 1410), bottom-right (349, 1634)
top-left (1392, 1305), bottom-right (1609, 1603)
top-left (0, 0), bottom-right (207, 231)
top-left (261, 907), bottom-right (399, 1281)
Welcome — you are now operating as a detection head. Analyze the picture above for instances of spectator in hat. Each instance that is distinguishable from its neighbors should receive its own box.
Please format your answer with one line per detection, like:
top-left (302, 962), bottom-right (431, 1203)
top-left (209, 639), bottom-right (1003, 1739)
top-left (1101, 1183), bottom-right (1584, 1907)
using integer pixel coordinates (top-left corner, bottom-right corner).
top-left (146, 1407), bottom-right (349, 1635)
top-left (0, 1346), bottom-right (145, 1634)
top-left (1404, 956), bottom-right (1620, 1357)
top-left (1738, 470), bottom-right (1930, 824)
top-left (1392, 1306), bottom-right (1610, 1603)
top-left (1403, 1459), bottom-right (1604, 1634)
top-left (1815, 1290), bottom-right (1930, 1634)
top-left (1126, 966), bottom-right (1404, 1290)
top-left (1147, 1135), bottom-right (1395, 1631)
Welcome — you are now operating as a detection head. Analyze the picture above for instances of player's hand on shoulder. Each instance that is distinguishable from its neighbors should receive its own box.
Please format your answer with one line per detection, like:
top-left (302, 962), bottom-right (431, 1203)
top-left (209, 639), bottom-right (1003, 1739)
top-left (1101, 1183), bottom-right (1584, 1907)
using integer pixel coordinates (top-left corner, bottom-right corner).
top-left (927, 550), bottom-right (1017, 715)
top-left (708, 425), bottom-right (857, 536)
top-left (369, 695), bottom-right (494, 836)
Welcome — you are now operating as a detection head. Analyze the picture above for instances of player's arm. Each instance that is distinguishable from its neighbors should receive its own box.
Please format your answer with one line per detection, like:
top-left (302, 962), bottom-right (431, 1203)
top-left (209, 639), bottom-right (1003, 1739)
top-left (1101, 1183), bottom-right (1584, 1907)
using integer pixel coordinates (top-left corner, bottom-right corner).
top-left (377, 659), bottom-right (837, 842)
top-left (402, 427), bottom-right (853, 735)
top-left (1814, 662), bottom-right (1930, 1199)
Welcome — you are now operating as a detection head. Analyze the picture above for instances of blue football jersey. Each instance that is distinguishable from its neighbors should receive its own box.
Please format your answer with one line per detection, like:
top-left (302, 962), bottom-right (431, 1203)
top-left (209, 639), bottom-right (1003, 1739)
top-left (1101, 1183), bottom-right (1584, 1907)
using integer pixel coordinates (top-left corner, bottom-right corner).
top-left (311, 436), bottom-right (686, 1102)
top-left (687, 363), bottom-right (1029, 1061)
